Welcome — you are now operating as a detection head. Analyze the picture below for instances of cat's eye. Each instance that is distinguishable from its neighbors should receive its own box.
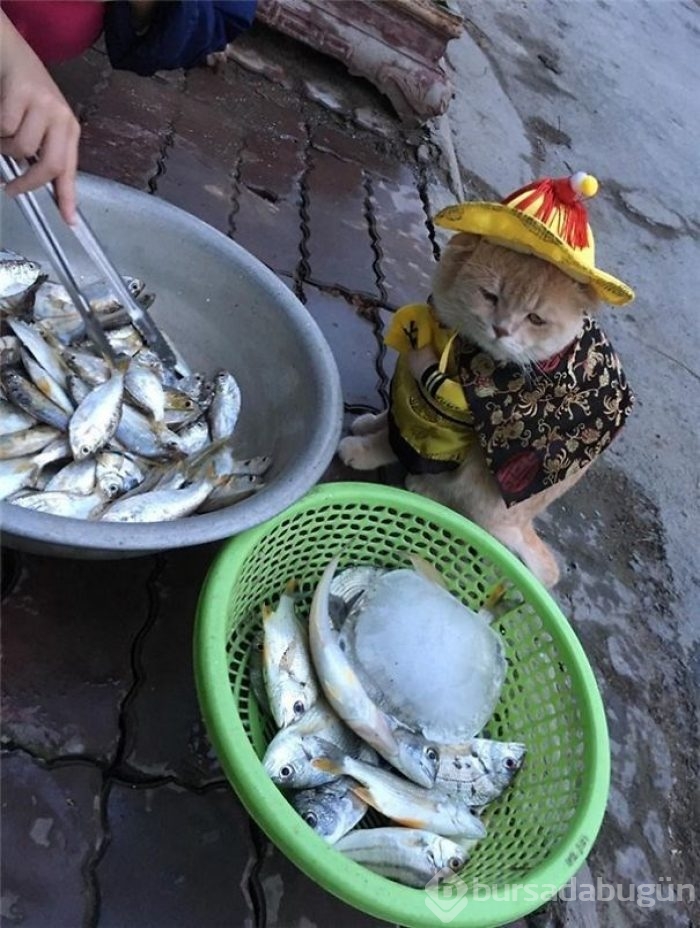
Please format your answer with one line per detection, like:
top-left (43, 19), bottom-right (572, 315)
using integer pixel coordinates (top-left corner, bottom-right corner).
top-left (479, 287), bottom-right (499, 305)
top-left (527, 313), bottom-right (546, 326)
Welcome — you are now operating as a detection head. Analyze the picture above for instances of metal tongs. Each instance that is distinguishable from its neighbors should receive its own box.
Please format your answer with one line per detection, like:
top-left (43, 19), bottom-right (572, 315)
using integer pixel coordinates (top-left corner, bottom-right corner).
top-left (0, 155), bottom-right (185, 372)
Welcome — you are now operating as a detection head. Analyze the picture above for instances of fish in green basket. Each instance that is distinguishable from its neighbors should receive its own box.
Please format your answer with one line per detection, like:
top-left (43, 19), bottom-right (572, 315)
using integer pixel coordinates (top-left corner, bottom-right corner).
top-left (309, 557), bottom-right (442, 789)
top-left (291, 776), bottom-right (368, 844)
top-left (262, 699), bottom-right (375, 789)
top-left (434, 739), bottom-right (526, 805)
top-left (312, 556), bottom-right (509, 758)
top-left (262, 580), bottom-right (319, 728)
top-left (328, 565), bottom-right (388, 624)
top-left (312, 744), bottom-right (486, 840)
top-left (334, 827), bottom-right (468, 888)
top-left (248, 631), bottom-right (270, 713)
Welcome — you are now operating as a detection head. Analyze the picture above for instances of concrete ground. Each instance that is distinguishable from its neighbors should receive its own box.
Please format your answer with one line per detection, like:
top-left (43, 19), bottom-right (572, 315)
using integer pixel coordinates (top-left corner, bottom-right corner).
top-left (1, 3), bottom-right (698, 927)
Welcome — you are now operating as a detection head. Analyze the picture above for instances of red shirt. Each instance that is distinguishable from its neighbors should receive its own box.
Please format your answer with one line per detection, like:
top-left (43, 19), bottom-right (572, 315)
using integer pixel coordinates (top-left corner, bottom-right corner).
top-left (2, 0), bottom-right (106, 63)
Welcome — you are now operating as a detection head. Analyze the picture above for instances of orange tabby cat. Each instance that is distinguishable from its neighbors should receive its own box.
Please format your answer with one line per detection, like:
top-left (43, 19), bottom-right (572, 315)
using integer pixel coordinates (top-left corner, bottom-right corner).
top-left (338, 234), bottom-right (604, 587)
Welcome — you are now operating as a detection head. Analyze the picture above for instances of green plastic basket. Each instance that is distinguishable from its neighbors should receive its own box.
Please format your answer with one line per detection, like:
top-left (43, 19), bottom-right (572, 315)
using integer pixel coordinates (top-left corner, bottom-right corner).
top-left (194, 483), bottom-right (610, 928)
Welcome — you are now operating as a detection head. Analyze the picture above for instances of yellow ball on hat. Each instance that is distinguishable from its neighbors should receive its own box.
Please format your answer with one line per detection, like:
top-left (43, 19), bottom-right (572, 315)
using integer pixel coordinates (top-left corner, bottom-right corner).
top-left (434, 172), bottom-right (634, 306)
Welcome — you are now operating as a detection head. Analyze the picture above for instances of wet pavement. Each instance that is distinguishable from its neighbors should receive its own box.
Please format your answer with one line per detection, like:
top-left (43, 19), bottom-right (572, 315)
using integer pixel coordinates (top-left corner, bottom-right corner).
top-left (1, 6), bottom-right (698, 928)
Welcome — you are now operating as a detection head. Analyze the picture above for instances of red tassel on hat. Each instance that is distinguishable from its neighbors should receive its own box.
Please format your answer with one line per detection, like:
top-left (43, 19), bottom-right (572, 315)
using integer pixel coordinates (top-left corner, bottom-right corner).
top-left (502, 176), bottom-right (591, 250)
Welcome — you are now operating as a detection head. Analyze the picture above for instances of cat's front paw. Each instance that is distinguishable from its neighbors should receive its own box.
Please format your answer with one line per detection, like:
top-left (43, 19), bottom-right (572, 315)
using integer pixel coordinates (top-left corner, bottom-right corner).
top-left (350, 410), bottom-right (388, 436)
top-left (350, 413), bottom-right (381, 436)
top-left (337, 435), bottom-right (374, 470)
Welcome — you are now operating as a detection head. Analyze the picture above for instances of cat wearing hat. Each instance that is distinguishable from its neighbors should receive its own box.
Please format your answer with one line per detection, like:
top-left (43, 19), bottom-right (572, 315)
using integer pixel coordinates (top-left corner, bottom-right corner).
top-left (339, 172), bottom-right (634, 587)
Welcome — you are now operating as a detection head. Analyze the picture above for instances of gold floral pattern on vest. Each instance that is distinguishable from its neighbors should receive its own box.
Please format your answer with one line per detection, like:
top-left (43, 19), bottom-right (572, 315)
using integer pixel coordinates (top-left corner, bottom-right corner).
top-left (458, 316), bottom-right (634, 505)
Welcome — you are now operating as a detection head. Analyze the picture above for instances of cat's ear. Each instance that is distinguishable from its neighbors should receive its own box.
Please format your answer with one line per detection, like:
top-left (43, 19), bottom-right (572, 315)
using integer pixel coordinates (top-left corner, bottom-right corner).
top-left (435, 233), bottom-right (482, 285)
top-left (445, 232), bottom-right (482, 256)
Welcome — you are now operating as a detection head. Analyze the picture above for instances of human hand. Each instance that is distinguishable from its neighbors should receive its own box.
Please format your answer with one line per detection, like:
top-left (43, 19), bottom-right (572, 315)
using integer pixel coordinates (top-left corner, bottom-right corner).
top-left (128, 0), bottom-right (157, 33)
top-left (0, 11), bottom-right (80, 223)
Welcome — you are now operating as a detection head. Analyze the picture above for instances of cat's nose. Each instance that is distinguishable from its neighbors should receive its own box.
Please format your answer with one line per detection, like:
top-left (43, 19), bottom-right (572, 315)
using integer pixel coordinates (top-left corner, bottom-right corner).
top-left (493, 325), bottom-right (510, 338)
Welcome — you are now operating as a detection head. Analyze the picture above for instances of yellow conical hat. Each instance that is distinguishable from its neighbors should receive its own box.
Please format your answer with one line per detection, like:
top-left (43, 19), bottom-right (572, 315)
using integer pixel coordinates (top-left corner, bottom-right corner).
top-left (434, 172), bottom-right (634, 306)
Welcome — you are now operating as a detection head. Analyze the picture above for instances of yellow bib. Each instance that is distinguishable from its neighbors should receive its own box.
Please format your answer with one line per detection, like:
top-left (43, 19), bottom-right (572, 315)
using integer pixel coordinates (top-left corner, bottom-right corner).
top-left (385, 304), bottom-right (474, 471)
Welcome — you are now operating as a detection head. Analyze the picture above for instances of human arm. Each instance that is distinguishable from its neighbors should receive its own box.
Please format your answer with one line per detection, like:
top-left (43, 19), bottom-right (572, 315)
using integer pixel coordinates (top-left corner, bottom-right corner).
top-left (0, 10), bottom-right (80, 223)
top-left (105, 0), bottom-right (257, 76)
top-left (127, 0), bottom-right (158, 34)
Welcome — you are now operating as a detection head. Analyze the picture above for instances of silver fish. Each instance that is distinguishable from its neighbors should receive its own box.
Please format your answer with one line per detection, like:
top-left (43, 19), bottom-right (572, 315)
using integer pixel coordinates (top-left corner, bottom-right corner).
top-left (434, 740), bottom-right (526, 805)
top-left (292, 777), bottom-right (368, 844)
top-left (329, 565), bottom-right (388, 625)
top-left (114, 403), bottom-right (181, 460)
top-left (82, 276), bottom-right (145, 313)
top-left (133, 349), bottom-right (165, 379)
top-left (0, 251), bottom-right (45, 313)
top-left (197, 474), bottom-right (262, 513)
top-left (44, 458), bottom-right (97, 495)
top-left (63, 348), bottom-right (110, 386)
top-left (309, 557), bottom-right (440, 789)
top-left (208, 370), bottom-right (241, 441)
top-left (32, 281), bottom-right (79, 319)
top-left (19, 349), bottom-right (74, 415)
top-left (163, 407), bottom-right (202, 429)
top-left (0, 425), bottom-right (61, 460)
top-left (0, 335), bottom-right (20, 366)
top-left (39, 307), bottom-right (132, 346)
top-left (0, 399), bottom-right (36, 436)
top-left (32, 277), bottom-right (145, 320)
top-left (13, 488), bottom-right (107, 519)
top-left (108, 461), bottom-right (164, 501)
top-left (228, 455), bottom-right (272, 477)
top-left (152, 463), bottom-right (189, 492)
top-left (152, 436), bottom-right (226, 487)
top-left (263, 699), bottom-right (373, 790)
top-left (176, 372), bottom-right (210, 405)
top-left (334, 827), bottom-right (468, 888)
top-left (262, 581), bottom-right (319, 728)
top-left (36, 312), bottom-right (87, 346)
top-left (163, 386), bottom-right (199, 412)
top-left (1, 368), bottom-right (70, 430)
top-left (124, 357), bottom-right (166, 421)
top-left (173, 419), bottom-right (210, 456)
top-left (0, 439), bottom-right (71, 500)
top-left (69, 368), bottom-right (125, 459)
top-left (106, 325), bottom-right (144, 357)
top-left (67, 374), bottom-right (92, 406)
top-left (100, 477), bottom-right (214, 522)
top-left (6, 318), bottom-right (68, 388)
top-left (95, 452), bottom-right (145, 499)
top-left (248, 632), bottom-right (270, 713)
top-left (1, 254), bottom-right (266, 523)
top-left (313, 748), bottom-right (486, 840)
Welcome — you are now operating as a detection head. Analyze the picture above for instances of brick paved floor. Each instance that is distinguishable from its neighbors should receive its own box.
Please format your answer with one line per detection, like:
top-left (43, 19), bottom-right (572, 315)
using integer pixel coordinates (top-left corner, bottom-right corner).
top-left (1, 34), bottom-right (530, 928)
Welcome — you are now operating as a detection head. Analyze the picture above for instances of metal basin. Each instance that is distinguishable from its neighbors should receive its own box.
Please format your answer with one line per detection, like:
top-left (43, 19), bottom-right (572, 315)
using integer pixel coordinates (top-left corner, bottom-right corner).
top-left (0, 174), bottom-right (343, 558)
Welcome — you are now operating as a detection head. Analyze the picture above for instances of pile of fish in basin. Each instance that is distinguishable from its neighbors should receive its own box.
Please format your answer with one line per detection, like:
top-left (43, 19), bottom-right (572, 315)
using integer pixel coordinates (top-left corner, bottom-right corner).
top-left (0, 249), bottom-right (270, 521)
top-left (255, 553), bottom-right (526, 888)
